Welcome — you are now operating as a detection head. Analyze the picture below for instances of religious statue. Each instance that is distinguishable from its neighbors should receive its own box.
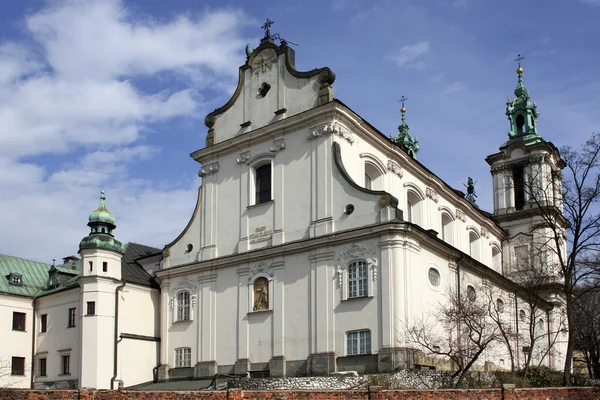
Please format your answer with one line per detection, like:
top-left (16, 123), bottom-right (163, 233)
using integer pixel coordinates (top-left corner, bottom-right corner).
top-left (253, 277), bottom-right (269, 311)
top-left (465, 177), bottom-right (478, 205)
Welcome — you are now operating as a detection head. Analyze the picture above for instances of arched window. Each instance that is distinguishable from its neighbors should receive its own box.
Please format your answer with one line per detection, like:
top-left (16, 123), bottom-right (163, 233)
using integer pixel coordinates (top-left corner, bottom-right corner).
top-left (406, 190), bottom-right (422, 225)
top-left (364, 162), bottom-right (382, 190)
top-left (537, 318), bottom-right (545, 333)
top-left (348, 260), bottom-right (368, 298)
top-left (177, 291), bottom-right (190, 321)
top-left (496, 298), bottom-right (505, 313)
top-left (441, 213), bottom-right (453, 244)
top-left (253, 277), bottom-right (269, 311)
top-left (469, 231), bottom-right (479, 260)
top-left (519, 309), bottom-right (526, 322)
top-left (492, 246), bottom-right (501, 272)
top-left (255, 163), bottom-right (272, 204)
top-left (466, 285), bottom-right (476, 302)
top-left (364, 173), bottom-right (372, 190)
top-left (516, 114), bottom-right (525, 135)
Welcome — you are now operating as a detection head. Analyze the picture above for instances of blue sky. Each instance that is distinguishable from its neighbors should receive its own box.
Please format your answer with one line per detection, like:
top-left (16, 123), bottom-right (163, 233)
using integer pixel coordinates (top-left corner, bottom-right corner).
top-left (1, 0), bottom-right (599, 262)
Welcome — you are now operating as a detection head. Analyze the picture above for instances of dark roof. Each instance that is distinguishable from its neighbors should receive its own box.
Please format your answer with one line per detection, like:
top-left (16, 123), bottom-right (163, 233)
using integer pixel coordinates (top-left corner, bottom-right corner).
top-left (121, 243), bottom-right (161, 288)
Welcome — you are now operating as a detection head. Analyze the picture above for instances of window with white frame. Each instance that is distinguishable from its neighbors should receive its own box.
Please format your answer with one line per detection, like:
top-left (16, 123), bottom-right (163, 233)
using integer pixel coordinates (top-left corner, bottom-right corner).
top-left (441, 213), bottom-right (453, 244)
top-left (469, 231), bottom-right (480, 260)
top-left (428, 267), bottom-right (441, 288)
top-left (177, 291), bottom-right (190, 321)
top-left (497, 298), bottom-right (505, 313)
top-left (466, 285), bottom-right (476, 302)
top-left (364, 173), bottom-right (372, 190)
top-left (175, 347), bottom-right (191, 368)
top-left (348, 260), bottom-right (368, 298)
top-left (254, 163), bottom-right (272, 205)
top-left (346, 330), bottom-right (371, 355)
top-left (492, 246), bottom-right (502, 272)
top-left (406, 190), bottom-right (422, 225)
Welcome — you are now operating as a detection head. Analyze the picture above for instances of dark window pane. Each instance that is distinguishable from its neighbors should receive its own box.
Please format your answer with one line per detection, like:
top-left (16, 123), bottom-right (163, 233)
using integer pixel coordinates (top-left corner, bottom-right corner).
top-left (41, 314), bottom-right (47, 332)
top-left (12, 312), bottom-right (26, 331)
top-left (68, 308), bottom-right (76, 327)
top-left (11, 357), bottom-right (25, 375)
top-left (255, 164), bottom-right (271, 204)
top-left (62, 355), bottom-right (70, 375)
top-left (87, 302), bottom-right (95, 316)
top-left (39, 358), bottom-right (47, 376)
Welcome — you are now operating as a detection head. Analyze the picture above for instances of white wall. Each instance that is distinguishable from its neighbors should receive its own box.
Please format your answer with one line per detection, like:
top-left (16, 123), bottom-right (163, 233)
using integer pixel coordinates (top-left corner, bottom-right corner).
top-left (34, 289), bottom-right (80, 387)
top-left (0, 294), bottom-right (33, 388)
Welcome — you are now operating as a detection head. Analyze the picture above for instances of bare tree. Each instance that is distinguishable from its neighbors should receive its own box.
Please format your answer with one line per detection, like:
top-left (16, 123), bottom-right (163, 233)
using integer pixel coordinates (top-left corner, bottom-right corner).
top-left (517, 133), bottom-right (600, 384)
top-left (403, 289), bottom-right (503, 388)
top-left (573, 288), bottom-right (600, 379)
top-left (484, 286), bottom-right (517, 372)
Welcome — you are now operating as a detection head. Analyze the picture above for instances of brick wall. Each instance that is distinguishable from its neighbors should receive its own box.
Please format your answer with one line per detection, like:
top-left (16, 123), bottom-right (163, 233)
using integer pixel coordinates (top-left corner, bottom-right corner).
top-left (0, 387), bottom-right (598, 400)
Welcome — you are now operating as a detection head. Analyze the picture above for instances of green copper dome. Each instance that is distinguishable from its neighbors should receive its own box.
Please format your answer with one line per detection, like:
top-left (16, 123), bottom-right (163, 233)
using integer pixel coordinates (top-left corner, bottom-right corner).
top-left (79, 190), bottom-right (124, 254)
top-left (88, 190), bottom-right (116, 225)
top-left (392, 99), bottom-right (419, 158)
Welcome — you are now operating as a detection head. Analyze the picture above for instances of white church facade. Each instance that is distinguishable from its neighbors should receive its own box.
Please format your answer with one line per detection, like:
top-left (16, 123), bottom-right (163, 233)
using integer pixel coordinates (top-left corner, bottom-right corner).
top-left (0, 32), bottom-right (568, 389)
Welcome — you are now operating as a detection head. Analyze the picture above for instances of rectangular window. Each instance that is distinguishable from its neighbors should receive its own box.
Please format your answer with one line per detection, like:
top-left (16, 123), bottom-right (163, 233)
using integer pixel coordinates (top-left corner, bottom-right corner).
top-left (348, 260), bottom-right (368, 298)
top-left (513, 166), bottom-right (525, 210)
top-left (255, 164), bottom-right (272, 204)
top-left (102, 261), bottom-right (108, 272)
top-left (89, 261), bottom-right (93, 272)
top-left (40, 314), bottom-right (48, 333)
top-left (11, 357), bottom-right (25, 376)
top-left (39, 358), bottom-right (47, 377)
top-left (12, 312), bottom-right (26, 331)
top-left (176, 292), bottom-right (190, 321)
top-left (61, 355), bottom-right (70, 375)
top-left (346, 330), bottom-right (371, 355)
top-left (87, 301), bottom-right (95, 316)
top-left (68, 308), bottom-right (76, 327)
top-left (175, 347), bottom-right (191, 368)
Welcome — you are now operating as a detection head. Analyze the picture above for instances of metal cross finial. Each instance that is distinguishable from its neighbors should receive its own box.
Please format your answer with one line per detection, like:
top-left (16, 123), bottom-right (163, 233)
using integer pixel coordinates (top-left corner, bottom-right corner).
top-left (514, 53), bottom-right (525, 68)
top-left (262, 18), bottom-right (274, 38)
top-left (399, 95), bottom-right (408, 108)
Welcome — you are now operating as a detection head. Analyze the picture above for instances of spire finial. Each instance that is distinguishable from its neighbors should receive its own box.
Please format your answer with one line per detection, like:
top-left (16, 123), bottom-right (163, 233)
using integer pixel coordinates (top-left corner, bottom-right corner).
top-left (514, 53), bottom-right (525, 75)
top-left (399, 95), bottom-right (408, 114)
top-left (261, 18), bottom-right (274, 39)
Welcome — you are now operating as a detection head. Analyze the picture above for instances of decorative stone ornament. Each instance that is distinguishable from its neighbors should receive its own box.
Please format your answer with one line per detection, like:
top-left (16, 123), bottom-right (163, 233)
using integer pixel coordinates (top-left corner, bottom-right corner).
top-left (379, 196), bottom-right (391, 208)
top-left (307, 122), bottom-right (354, 144)
top-left (426, 187), bottom-right (439, 203)
top-left (270, 139), bottom-right (286, 153)
top-left (387, 160), bottom-right (403, 178)
top-left (198, 162), bottom-right (219, 177)
top-left (456, 209), bottom-right (466, 222)
top-left (252, 51), bottom-right (276, 76)
top-left (237, 151), bottom-right (251, 164)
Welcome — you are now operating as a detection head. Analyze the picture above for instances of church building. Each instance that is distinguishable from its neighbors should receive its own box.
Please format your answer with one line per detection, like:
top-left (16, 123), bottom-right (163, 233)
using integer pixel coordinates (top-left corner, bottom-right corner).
top-left (0, 28), bottom-right (568, 389)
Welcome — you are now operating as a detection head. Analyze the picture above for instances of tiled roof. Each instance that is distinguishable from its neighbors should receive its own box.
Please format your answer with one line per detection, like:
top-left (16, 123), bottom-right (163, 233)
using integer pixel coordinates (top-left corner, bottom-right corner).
top-left (0, 242), bottom-right (160, 298)
top-left (0, 254), bottom-right (54, 297)
top-left (121, 243), bottom-right (161, 288)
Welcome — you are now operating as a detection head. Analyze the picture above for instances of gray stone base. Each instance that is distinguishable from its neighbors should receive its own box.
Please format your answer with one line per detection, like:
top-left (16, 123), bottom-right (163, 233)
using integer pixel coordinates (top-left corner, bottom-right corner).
top-left (269, 356), bottom-right (286, 377)
top-left (194, 360), bottom-right (218, 378)
top-left (378, 347), bottom-right (415, 373)
top-left (308, 352), bottom-right (336, 376)
top-left (234, 358), bottom-right (251, 376)
top-left (156, 364), bottom-right (169, 381)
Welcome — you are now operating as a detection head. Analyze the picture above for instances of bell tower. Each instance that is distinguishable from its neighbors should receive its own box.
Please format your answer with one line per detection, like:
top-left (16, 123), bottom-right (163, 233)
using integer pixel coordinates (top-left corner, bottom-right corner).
top-left (485, 58), bottom-right (568, 279)
top-left (78, 191), bottom-right (124, 389)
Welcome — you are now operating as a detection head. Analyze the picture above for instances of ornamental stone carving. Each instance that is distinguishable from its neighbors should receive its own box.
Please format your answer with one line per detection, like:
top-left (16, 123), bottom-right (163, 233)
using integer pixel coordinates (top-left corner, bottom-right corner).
top-left (336, 243), bottom-right (378, 287)
top-left (253, 277), bottom-right (269, 311)
top-left (248, 262), bottom-right (274, 283)
top-left (198, 162), bottom-right (219, 177)
top-left (307, 122), bottom-right (354, 144)
top-left (481, 227), bottom-right (490, 239)
top-left (270, 139), bottom-right (286, 153)
top-left (387, 160), bottom-right (403, 178)
top-left (456, 209), bottom-right (466, 222)
top-left (174, 276), bottom-right (198, 292)
top-left (237, 151), bottom-right (251, 164)
top-left (426, 187), bottom-right (439, 203)
top-left (252, 51), bottom-right (276, 76)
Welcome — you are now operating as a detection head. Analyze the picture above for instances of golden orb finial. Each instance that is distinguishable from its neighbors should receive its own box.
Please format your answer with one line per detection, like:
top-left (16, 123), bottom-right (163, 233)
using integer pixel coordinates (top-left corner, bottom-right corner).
top-left (400, 106), bottom-right (406, 113)
top-left (516, 66), bottom-right (524, 75)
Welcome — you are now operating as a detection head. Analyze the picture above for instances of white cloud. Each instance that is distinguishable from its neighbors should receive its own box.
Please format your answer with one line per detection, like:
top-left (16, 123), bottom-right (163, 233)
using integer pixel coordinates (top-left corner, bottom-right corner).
top-left (581, 0), bottom-right (600, 4)
top-left (443, 81), bottom-right (466, 95)
top-left (0, 0), bottom-right (249, 261)
top-left (389, 41), bottom-right (431, 69)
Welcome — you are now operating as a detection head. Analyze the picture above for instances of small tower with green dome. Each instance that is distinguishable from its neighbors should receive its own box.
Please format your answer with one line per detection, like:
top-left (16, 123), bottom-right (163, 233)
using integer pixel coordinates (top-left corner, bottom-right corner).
top-left (79, 190), bottom-right (124, 278)
top-left (78, 190), bottom-right (124, 389)
top-left (391, 96), bottom-right (419, 158)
